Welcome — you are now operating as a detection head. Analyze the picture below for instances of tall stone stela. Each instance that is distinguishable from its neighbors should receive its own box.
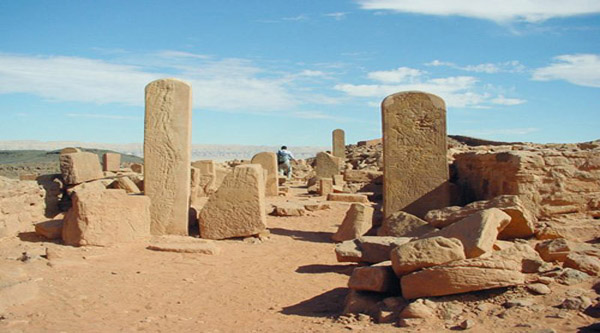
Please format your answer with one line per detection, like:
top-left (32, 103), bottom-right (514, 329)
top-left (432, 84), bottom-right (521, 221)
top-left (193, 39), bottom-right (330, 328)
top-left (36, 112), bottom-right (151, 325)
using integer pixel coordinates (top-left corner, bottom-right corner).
top-left (144, 78), bottom-right (192, 235)
top-left (332, 129), bottom-right (345, 159)
top-left (251, 152), bottom-right (278, 196)
top-left (382, 91), bottom-right (449, 219)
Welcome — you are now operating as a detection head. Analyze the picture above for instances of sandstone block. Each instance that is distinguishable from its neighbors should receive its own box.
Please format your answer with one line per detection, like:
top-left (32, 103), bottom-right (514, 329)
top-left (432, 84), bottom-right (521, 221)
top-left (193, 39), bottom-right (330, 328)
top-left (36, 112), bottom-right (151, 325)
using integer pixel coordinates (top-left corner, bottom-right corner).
top-left (378, 211), bottom-right (437, 238)
top-left (348, 263), bottom-right (399, 293)
top-left (251, 152), bottom-right (278, 196)
top-left (424, 195), bottom-right (536, 239)
top-left (102, 152), bottom-right (121, 172)
top-left (564, 253), bottom-right (600, 276)
top-left (535, 238), bottom-right (572, 262)
top-left (344, 170), bottom-right (383, 183)
top-left (401, 257), bottom-right (525, 299)
top-left (335, 236), bottom-right (412, 263)
top-left (333, 174), bottom-right (345, 186)
top-left (332, 129), bottom-right (346, 159)
top-left (398, 299), bottom-right (436, 319)
top-left (198, 164), bottom-right (266, 240)
top-left (59, 152), bottom-right (104, 185)
top-left (34, 219), bottom-right (63, 239)
top-left (304, 202), bottom-right (330, 211)
top-left (424, 208), bottom-right (511, 258)
top-left (272, 204), bottom-right (306, 217)
top-left (319, 178), bottom-right (333, 196)
top-left (113, 176), bottom-right (141, 194)
top-left (382, 91), bottom-right (449, 218)
top-left (147, 235), bottom-right (219, 254)
top-left (315, 152), bottom-right (341, 178)
top-left (391, 236), bottom-right (465, 276)
top-left (130, 163), bottom-right (143, 174)
top-left (62, 189), bottom-right (151, 246)
top-left (331, 203), bottom-right (373, 242)
top-left (327, 193), bottom-right (369, 203)
top-left (144, 78), bottom-right (192, 236)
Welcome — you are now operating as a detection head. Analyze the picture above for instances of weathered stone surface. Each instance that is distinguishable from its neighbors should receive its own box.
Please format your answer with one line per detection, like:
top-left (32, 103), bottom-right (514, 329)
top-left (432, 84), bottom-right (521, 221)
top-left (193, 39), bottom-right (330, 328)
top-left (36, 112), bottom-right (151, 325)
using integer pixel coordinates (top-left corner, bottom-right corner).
top-left (335, 236), bottom-right (412, 263)
top-left (424, 195), bottom-right (536, 239)
top-left (424, 208), bottom-right (511, 258)
top-left (493, 242), bottom-right (545, 273)
top-left (198, 164), bottom-right (266, 240)
top-left (327, 193), bottom-right (369, 203)
top-left (147, 235), bottom-right (219, 254)
top-left (399, 299), bottom-right (436, 319)
top-left (315, 152), bottom-right (341, 178)
top-left (333, 174), bottom-right (345, 186)
top-left (191, 160), bottom-right (217, 198)
top-left (112, 176), bottom-right (141, 194)
top-left (331, 203), bottom-right (374, 242)
top-left (357, 138), bottom-right (382, 147)
top-left (62, 189), bottom-right (151, 246)
top-left (59, 152), bottom-right (104, 185)
top-left (348, 262), bottom-right (399, 293)
top-left (130, 163), bottom-right (143, 174)
top-left (0, 176), bottom-right (58, 237)
top-left (34, 219), bottom-right (63, 239)
top-left (332, 129), bottom-right (345, 159)
top-left (564, 253), bottom-right (600, 276)
top-left (382, 91), bottom-right (449, 219)
top-left (390, 236), bottom-right (465, 276)
top-left (102, 152), bottom-right (121, 172)
top-left (344, 170), bottom-right (383, 183)
top-left (144, 78), bottom-right (192, 236)
top-left (304, 202), bottom-right (330, 211)
top-left (319, 178), bottom-right (333, 196)
top-left (401, 256), bottom-right (525, 299)
top-left (272, 203), bottom-right (306, 217)
top-left (251, 152), bottom-right (278, 196)
top-left (535, 238), bottom-right (572, 262)
top-left (378, 211), bottom-right (437, 237)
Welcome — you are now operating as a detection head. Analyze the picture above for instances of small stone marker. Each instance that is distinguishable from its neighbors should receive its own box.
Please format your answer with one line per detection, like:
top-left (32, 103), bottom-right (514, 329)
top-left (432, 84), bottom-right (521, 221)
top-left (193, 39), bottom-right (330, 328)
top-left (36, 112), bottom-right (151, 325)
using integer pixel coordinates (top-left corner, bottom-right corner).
top-left (198, 164), bottom-right (267, 239)
top-left (381, 91), bottom-right (449, 219)
top-left (315, 152), bottom-right (341, 179)
top-left (144, 78), bottom-right (192, 235)
top-left (102, 153), bottom-right (121, 172)
top-left (251, 152), bottom-right (278, 196)
top-left (319, 178), bottom-right (333, 196)
top-left (332, 129), bottom-right (345, 159)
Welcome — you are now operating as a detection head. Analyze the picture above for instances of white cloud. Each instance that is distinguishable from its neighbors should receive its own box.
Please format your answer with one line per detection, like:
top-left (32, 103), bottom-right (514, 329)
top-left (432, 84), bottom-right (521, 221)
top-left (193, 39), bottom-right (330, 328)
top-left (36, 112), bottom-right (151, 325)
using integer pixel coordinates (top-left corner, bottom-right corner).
top-left (335, 67), bottom-right (524, 108)
top-left (156, 50), bottom-right (210, 60)
top-left (0, 53), bottom-right (299, 111)
top-left (491, 95), bottom-right (526, 105)
top-left (425, 60), bottom-right (525, 73)
top-left (325, 12), bottom-right (348, 20)
top-left (367, 67), bottom-right (424, 83)
top-left (532, 54), bottom-right (600, 88)
top-left (356, 0), bottom-right (600, 23)
top-left (291, 111), bottom-right (335, 119)
top-left (282, 14), bottom-right (309, 21)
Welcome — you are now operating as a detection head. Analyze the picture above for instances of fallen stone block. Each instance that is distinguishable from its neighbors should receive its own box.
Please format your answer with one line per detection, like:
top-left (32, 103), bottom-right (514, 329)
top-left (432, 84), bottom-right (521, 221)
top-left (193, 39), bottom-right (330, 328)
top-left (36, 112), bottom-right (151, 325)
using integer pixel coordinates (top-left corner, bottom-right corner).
top-left (34, 219), bottom-right (63, 239)
top-left (401, 256), bottom-right (525, 299)
top-left (564, 253), bottom-right (600, 276)
top-left (335, 236), bottom-right (412, 264)
top-left (327, 193), bottom-right (369, 203)
top-left (147, 235), bottom-right (219, 254)
top-left (535, 238), bottom-right (573, 262)
top-left (304, 202), bottom-right (330, 211)
top-left (398, 299), bottom-right (436, 319)
top-left (272, 204), bottom-right (306, 217)
top-left (112, 176), bottom-right (141, 194)
top-left (377, 211), bottom-right (437, 238)
top-left (424, 195), bottom-right (536, 239)
top-left (348, 262), bottom-right (399, 293)
top-left (199, 164), bottom-right (266, 240)
top-left (62, 189), bottom-right (151, 246)
top-left (102, 152), bottom-right (121, 172)
top-left (391, 236), bottom-right (465, 276)
top-left (331, 203), bottom-right (373, 242)
top-left (59, 152), bottom-right (104, 185)
top-left (423, 208), bottom-right (511, 258)
top-left (493, 242), bottom-right (545, 273)
top-left (344, 170), bottom-right (383, 183)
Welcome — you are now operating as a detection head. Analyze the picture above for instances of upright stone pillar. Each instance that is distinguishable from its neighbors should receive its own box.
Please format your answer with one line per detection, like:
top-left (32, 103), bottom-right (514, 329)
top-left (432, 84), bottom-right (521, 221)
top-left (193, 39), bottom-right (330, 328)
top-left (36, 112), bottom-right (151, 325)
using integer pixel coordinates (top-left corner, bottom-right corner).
top-left (382, 91), bottom-right (449, 219)
top-left (144, 78), bottom-right (192, 235)
top-left (332, 129), bottom-right (345, 159)
top-left (103, 152), bottom-right (121, 172)
top-left (251, 152), bottom-right (278, 196)
top-left (315, 152), bottom-right (341, 179)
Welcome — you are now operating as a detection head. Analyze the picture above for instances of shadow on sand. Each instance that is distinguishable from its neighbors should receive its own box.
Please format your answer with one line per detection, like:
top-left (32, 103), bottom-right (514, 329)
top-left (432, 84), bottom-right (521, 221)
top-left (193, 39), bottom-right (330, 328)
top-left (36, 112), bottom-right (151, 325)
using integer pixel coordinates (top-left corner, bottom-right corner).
top-left (269, 227), bottom-right (333, 244)
top-left (280, 287), bottom-right (347, 317)
top-left (295, 263), bottom-right (358, 276)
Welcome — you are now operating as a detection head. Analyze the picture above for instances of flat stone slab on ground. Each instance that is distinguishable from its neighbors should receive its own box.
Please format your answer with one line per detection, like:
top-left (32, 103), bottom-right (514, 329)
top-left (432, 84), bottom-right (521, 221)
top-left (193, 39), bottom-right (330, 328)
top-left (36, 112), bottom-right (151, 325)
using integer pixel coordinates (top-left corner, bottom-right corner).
top-left (327, 193), bottom-right (369, 203)
top-left (147, 236), bottom-right (220, 254)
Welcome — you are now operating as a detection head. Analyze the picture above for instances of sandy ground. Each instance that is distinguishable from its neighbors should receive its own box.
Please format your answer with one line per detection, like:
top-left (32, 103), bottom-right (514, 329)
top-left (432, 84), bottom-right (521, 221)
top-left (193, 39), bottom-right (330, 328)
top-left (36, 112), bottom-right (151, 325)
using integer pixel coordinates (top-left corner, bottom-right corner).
top-left (0, 184), bottom-right (597, 332)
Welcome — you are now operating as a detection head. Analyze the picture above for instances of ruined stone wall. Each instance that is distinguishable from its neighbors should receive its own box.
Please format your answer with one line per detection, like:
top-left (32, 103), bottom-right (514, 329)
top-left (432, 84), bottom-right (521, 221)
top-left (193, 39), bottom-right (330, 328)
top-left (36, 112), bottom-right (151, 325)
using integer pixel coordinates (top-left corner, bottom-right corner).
top-left (0, 176), bottom-right (61, 237)
top-left (453, 144), bottom-right (600, 220)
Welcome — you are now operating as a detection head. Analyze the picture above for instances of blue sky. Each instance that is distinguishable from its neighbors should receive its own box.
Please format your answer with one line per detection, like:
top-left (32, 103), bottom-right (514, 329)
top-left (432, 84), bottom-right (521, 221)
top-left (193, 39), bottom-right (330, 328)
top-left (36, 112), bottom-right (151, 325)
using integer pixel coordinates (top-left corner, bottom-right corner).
top-left (1, 0), bottom-right (599, 146)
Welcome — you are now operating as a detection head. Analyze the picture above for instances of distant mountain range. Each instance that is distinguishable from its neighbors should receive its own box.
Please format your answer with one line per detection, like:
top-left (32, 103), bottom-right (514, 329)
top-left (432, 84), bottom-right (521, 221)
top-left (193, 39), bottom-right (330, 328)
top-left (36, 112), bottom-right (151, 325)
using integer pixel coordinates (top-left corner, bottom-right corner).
top-left (0, 140), bottom-right (329, 162)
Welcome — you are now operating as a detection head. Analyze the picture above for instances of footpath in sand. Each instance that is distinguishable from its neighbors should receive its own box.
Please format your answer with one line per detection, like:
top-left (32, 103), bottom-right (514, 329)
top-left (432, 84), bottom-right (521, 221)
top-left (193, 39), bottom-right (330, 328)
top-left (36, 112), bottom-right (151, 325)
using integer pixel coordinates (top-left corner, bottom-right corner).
top-left (0, 183), bottom-right (596, 332)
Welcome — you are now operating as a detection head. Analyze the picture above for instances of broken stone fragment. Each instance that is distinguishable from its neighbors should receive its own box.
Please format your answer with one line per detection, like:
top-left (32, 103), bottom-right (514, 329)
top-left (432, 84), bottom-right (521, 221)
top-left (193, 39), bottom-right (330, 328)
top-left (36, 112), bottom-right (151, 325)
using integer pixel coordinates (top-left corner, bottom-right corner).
top-left (347, 261), bottom-right (398, 293)
top-left (335, 236), bottom-right (412, 264)
top-left (390, 236), bottom-right (465, 276)
top-left (59, 152), bottom-right (104, 185)
top-left (377, 211), bottom-right (437, 238)
top-left (331, 203), bottom-right (373, 242)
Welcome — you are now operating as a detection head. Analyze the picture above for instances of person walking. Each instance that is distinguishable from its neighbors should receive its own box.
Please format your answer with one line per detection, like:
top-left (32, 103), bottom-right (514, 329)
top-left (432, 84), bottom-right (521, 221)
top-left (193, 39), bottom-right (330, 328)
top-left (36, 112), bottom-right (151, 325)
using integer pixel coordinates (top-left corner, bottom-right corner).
top-left (277, 146), bottom-right (295, 180)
